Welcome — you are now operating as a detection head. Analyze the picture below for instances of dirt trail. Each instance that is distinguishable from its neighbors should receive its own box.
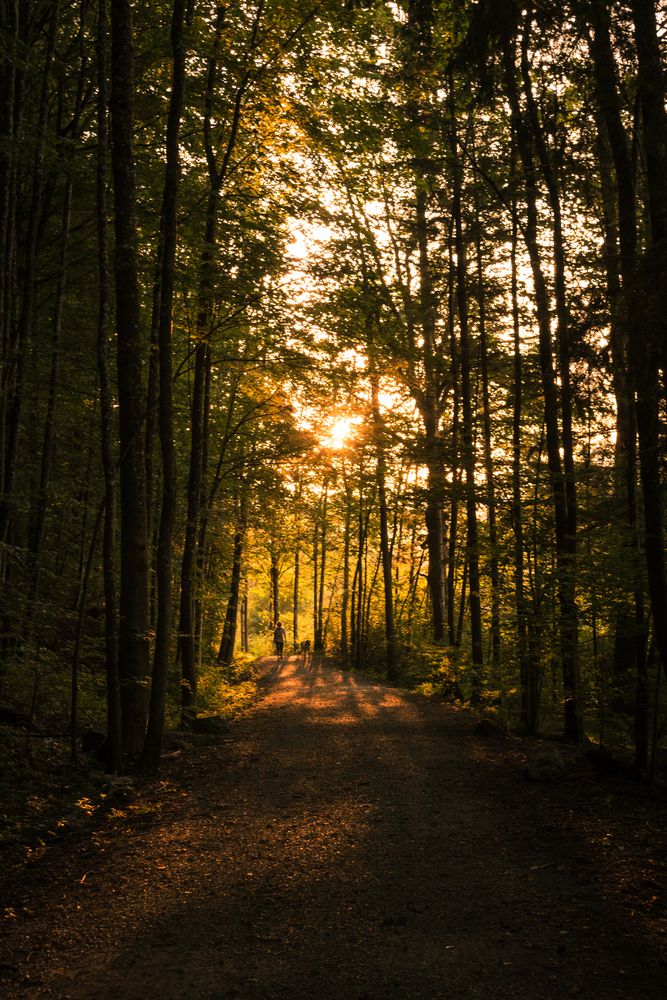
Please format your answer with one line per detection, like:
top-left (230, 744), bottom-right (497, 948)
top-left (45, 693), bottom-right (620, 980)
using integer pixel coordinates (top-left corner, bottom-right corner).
top-left (1, 658), bottom-right (665, 999)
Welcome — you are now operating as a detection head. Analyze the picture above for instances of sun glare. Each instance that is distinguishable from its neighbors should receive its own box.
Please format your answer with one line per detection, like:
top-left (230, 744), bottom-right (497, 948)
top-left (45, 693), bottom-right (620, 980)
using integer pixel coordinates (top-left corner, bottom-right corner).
top-left (325, 416), bottom-right (360, 450)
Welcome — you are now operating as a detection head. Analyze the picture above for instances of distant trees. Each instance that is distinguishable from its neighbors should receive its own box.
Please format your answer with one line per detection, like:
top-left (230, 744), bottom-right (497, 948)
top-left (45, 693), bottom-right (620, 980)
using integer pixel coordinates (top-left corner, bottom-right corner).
top-left (290, 0), bottom-right (666, 760)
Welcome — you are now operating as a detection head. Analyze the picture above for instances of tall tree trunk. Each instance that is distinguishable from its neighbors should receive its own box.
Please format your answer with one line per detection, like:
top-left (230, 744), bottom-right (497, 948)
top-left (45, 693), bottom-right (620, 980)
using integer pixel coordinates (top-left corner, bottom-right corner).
top-left (520, 14), bottom-right (581, 737)
top-left (217, 490), bottom-right (245, 667)
top-left (416, 180), bottom-right (446, 642)
top-left (0, 1), bottom-right (59, 559)
top-left (371, 375), bottom-right (398, 681)
top-left (270, 546), bottom-right (279, 625)
top-left (340, 467), bottom-right (352, 662)
top-left (629, 0), bottom-right (667, 680)
top-left (110, 0), bottom-right (149, 755)
top-left (502, 26), bottom-right (582, 741)
top-left (449, 84), bottom-right (484, 697)
top-left (25, 151), bottom-right (73, 623)
top-left (0, 0), bottom-right (17, 606)
top-left (595, 123), bottom-right (648, 764)
top-left (240, 584), bottom-right (248, 653)
top-left (0, 3), bottom-right (19, 472)
top-left (178, 188), bottom-right (216, 726)
top-left (352, 474), bottom-right (366, 669)
top-left (407, 1), bottom-right (445, 642)
top-left (586, 0), bottom-right (658, 758)
top-left (25, 0), bottom-right (88, 627)
top-left (510, 196), bottom-right (537, 732)
top-left (141, 0), bottom-right (186, 771)
top-left (446, 230), bottom-right (461, 648)
top-left (473, 184), bottom-right (501, 669)
top-left (293, 542), bottom-right (299, 652)
top-left (312, 519), bottom-right (319, 650)
top-left (315, 485), bottom-right (328, 652)
top-left (96, 0), bottom-right (120, 772)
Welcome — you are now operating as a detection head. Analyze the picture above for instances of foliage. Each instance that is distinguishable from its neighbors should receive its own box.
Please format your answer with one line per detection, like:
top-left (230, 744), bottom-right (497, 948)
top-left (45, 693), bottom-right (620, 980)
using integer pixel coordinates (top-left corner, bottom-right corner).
top-left (0, 0), bottom-right (665, 775)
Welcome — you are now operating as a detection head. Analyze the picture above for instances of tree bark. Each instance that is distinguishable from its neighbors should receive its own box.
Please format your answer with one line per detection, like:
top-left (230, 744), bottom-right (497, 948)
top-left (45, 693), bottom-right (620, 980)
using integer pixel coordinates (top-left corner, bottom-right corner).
top-left (141, 0), bottom-right (186, 771)
top-left (315, 484), bottom-right (328, 652)
top-left (628, 0), bottom-right (667, 680)
top-left (341, 467), bottom-right (352, 662)
top-left (179, 218), bottom-right (213, 726)
top-left (371, 375), bottom-right (398, 681)
top-left (217, 490), bottom-right (246, 668)
top-left (0, 1), bottom-right (59, 559)
top-left (502, 24), bottom-right (582, 740)
top-left (96, 0), bottom-right (121, 772)
top-left (585, 0), bottom-right (661, 756)
top-left (110, 0), bottom-right (149, 755)
top-left (473, 180), bottom-right (501, 669)
top-left (510, 195), bottom-right (537, 732)
top-left (449, 83), bottom-right (484, 697)
top-left (416, 181), bottom-right (446, 643)
top-left (293, 542), bottom-right (300, 652)
top-left (270, 546), bottom-right (280, 626)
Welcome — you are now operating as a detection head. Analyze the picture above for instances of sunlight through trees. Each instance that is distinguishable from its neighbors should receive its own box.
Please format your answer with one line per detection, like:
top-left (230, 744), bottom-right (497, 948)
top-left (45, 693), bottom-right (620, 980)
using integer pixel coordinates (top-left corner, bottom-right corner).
top-left (0, 0), bottom-right (666, 773)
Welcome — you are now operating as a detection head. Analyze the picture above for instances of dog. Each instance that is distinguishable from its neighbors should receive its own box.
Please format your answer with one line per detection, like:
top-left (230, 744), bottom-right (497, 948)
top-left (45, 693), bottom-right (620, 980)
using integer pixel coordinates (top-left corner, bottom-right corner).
top-left (300, 638), bottom-right (312, 666)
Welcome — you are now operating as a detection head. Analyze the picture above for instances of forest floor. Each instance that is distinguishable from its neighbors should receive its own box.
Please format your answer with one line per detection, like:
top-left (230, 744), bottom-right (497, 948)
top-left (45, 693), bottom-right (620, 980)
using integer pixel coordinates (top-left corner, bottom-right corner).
top-left (1, 656), bottom-right (666, 999)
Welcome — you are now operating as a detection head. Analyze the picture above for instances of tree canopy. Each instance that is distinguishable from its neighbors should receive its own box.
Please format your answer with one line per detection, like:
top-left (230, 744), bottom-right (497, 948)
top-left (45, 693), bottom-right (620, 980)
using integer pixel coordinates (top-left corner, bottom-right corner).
top-left (1, 0), bottom-right (666, 772)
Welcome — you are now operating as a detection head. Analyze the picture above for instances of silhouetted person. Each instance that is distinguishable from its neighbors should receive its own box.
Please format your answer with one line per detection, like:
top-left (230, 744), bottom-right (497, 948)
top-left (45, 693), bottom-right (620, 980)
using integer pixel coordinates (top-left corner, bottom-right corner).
top-left (273, 621), bottom-right (287, 660)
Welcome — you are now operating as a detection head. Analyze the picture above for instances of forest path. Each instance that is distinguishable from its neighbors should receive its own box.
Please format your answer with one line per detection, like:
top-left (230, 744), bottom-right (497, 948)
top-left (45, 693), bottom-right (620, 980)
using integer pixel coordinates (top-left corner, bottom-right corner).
top-left (1, 657), bottom-right (666, 999)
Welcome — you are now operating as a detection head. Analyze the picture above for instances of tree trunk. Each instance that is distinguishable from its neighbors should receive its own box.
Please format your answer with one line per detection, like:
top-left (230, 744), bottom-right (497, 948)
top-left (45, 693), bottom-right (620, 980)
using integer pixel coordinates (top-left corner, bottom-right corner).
top-left (502, 26), bottom-right (582, 741)
top-left (510, 195), bottom-right (536, 732)
top-left (371, 375), bottom-right (398, 681)
top-left (0, 2), bottom-right (59, 559)
top-left (217, 504), bottom-right (245, 667)
top-left (340, 467), bottom-right (352, 662)
top-left (96, 0), bottom-right (121, 772)
top-left (240, 584), bottom-right (249, 653)
top-left (270, 546), bottom-right (279, 626)
top-left (416, 180), bottom-right (446, 642)
top-left (473, 183), bottom-right (501, 669)
top-left (449, 83), bottom-right (484, 697)
top-left (110, 0), bottom-right (149, 755)
top-left (178, 185), bottom-right (217, 727)
top-left (293, 541), bottom-right (299, 653)
top-left (520, 16), bottom-right (580, 738)
top-left (446, 231), bottom-right (461, 648)
top-left (141, 0), bottom-right (186, 772)
top-left (586, 0), bottom-right (660, 757)
top-left (312, 519), bottom-right (319, 650)
top-left (629, 0), bottom-right (667, 681)
top-left (315, 485), bottom-right (328, 652)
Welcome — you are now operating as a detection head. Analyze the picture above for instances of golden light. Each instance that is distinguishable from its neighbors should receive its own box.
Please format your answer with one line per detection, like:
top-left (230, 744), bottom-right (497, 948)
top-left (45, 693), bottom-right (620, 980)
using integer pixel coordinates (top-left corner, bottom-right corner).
top-left (324, 416), bottom-right (361, 450)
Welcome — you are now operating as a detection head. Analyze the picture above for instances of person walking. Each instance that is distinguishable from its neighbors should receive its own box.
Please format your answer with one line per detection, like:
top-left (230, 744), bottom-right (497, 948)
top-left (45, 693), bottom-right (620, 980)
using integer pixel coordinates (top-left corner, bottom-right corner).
top-left (273, 620), bottom-right (287, 660)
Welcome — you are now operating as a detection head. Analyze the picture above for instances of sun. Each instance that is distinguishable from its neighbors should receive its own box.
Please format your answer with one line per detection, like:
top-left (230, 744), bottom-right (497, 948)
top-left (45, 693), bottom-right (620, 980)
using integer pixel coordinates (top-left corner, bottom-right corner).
top-left (325, 416), bottom-right (360, 450)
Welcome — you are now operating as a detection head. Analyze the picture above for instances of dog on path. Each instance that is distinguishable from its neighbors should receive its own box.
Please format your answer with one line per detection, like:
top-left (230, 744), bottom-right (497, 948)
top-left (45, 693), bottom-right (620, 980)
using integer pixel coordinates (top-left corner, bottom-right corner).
top-left (299, 639), bottom-right (312, 667)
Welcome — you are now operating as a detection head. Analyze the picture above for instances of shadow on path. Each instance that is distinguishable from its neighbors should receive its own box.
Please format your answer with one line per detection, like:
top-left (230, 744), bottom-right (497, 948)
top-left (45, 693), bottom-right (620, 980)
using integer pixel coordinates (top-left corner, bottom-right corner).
top-left (1, 659), bottom-right (665, 999)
